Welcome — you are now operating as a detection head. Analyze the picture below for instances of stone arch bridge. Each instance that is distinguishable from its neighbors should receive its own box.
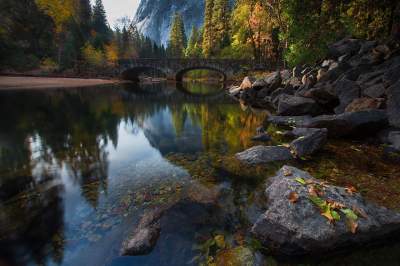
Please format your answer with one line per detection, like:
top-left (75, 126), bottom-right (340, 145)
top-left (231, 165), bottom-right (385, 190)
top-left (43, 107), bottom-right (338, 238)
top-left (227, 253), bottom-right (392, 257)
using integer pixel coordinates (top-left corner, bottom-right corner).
top-left (118, 58), bottom-right (271, 82)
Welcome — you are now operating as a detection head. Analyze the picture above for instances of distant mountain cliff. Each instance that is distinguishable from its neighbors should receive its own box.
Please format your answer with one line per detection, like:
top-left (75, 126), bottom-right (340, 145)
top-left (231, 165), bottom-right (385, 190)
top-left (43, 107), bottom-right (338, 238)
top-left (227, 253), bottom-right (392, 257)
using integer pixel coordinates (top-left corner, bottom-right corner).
top-left (133, 0), bottom-right (205, 46)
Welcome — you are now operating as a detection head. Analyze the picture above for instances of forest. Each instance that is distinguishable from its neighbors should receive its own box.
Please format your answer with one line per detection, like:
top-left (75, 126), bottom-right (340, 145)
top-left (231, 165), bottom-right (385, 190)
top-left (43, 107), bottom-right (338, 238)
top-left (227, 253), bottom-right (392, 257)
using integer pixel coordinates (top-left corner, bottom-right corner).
top-left (0, 0), bottom-right (399, 73)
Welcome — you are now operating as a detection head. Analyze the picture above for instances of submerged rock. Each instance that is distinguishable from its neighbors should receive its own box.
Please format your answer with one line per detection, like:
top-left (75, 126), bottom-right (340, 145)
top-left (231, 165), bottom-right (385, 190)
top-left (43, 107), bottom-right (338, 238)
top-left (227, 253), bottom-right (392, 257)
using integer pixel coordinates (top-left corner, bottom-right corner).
top-left (215, 246), bottom-right (255, 266)
top-left (121, 207), bottom-right (164, 256)
top-left (236, 146), bottom-right (292, 165)
top-left (251, 166), bottom-right (400, 256)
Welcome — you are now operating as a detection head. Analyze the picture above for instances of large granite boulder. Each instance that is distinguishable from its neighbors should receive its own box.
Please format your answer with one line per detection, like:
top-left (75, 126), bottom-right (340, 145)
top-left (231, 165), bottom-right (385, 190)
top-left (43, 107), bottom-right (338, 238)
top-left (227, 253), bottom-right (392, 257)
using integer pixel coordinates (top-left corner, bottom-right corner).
top-left (236, 146), bottom-right (293, 165)
top-left (251, 166), bottom-right (400, 256)
top-left (334, 78), bottom-right (361, 114)
top-left (277, 95), bottom-right (324, 116)
top-left (328, 38), bottom-right (362, 58)
top-left (302, 110), bottom-right (388, 137)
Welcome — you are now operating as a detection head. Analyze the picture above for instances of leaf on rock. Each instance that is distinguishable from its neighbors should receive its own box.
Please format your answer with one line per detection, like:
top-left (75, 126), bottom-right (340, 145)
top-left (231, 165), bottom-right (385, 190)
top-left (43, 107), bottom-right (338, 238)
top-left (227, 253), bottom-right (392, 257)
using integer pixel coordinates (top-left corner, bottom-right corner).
top-left (353, 206), bottom-right (368, 219)
top-left (321, 205), bottom-right (335, 223)
top-left (347, 219), bottom-right (358, 234)
top-left (345, 186), bottom-right (357, 195)
top-left (295, 177), bottom-right (306, 185)
top-left (288, 191), bottom-right (299, 203)
top-left (341, 208), bottom-right (358, 221)
top-left (309, 195), bottom-right (327, 209)
top-left (331, 210), bottom-right (341, 221)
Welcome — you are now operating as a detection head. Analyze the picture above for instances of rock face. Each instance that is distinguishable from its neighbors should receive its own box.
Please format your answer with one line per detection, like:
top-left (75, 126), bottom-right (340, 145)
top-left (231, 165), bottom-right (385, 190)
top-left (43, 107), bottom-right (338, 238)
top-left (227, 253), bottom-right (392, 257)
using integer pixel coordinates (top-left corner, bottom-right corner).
top-left (134, 0), bottom-right (205, 46)
top-left (236, 146), bottom-right (292, 164)
top-left (134, 0), bottom-right (235, 46)
top-left (251, 166), bottom-right (400, 256)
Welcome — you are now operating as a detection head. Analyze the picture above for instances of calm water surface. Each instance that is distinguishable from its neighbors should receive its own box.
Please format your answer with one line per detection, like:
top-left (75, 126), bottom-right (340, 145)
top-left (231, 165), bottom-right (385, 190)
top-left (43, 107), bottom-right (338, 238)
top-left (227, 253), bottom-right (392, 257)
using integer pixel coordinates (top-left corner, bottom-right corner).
top-left (0, 82), bottom-right (399, 266)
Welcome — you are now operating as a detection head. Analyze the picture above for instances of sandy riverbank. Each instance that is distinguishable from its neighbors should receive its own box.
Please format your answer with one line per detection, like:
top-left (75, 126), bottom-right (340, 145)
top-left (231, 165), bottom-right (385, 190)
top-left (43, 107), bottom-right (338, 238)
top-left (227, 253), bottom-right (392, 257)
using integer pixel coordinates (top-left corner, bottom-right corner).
top-left (0, 76), bottom-right (120, 90)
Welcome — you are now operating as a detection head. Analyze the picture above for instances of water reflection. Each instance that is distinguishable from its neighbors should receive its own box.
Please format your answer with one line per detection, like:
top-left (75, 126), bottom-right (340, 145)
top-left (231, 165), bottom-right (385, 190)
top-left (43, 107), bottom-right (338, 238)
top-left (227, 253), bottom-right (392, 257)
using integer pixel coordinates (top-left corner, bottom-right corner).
top-left (0, 82), bottom-right (264, 266)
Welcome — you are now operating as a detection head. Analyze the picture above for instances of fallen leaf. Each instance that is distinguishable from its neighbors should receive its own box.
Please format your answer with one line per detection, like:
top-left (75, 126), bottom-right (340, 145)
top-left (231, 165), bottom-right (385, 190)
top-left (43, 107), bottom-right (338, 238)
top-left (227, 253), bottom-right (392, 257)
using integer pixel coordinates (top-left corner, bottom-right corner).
top-left (345, 186), bottom-right (357, 195)
top-left (347, 219), bottom-right (358, 234)
top-left (352, 206), bottom-right (368, 219)
top-left (331, 210), bottom-right (341, 221)
top-left (327, 200), bottom-right (345, 210)
top-left (288, 191), bottom-right (299, 203)
top-left (295, 177), bottom-right (306, 185)
top-left (321, 205), bottom-right (334, 223)
top-left (309, 195), bottom-right (327, 209)
top-left (341, 208), bottom-right (358, 221)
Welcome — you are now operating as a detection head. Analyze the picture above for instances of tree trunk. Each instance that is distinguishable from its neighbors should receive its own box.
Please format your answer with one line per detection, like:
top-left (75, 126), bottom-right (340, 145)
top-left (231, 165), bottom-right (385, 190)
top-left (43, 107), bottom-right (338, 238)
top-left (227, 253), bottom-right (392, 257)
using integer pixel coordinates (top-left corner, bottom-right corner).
top-left (392, 1), bottom-right (400, 41)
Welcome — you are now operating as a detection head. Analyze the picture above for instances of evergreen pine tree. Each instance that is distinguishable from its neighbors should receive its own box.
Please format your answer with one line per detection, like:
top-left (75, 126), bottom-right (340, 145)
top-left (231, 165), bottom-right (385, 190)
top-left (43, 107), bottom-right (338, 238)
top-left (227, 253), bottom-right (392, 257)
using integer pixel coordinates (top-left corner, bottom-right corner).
top-left (212, 0), bottom-right (230, 53)
top-left (167, 12), bottom-right (187, 58)
top-left (186, 25), bottom-right (202, 58)
top-left (77, 0), bottom-right (92, 39)
top-left (92, 0), bottom-right (111, 48)
top-left (202, 0), bottom-right (215, 58)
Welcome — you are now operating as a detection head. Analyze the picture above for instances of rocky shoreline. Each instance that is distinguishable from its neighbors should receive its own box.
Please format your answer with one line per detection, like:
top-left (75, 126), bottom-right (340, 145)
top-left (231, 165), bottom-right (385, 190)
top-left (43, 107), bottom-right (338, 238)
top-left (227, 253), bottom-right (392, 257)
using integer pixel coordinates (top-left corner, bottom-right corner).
top-left (230, 37), bottom-right (400, 163)
top-left (228, 38), bottom-right (400, 256)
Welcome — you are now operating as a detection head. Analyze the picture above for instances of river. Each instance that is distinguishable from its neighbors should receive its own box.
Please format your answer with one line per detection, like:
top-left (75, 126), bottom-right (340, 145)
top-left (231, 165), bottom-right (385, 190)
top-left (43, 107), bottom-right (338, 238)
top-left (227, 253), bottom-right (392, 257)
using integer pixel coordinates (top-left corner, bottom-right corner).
top-left (0, 82), bottom-right (399, 266)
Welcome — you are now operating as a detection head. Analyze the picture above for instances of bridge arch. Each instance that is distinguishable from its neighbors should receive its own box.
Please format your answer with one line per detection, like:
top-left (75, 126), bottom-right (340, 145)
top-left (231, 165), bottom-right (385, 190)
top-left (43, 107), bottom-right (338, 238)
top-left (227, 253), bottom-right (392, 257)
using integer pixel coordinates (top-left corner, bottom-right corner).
top-left (121, 66), bottom-right (167, 82)
top-left (175, 66), bottom-right (227, 83)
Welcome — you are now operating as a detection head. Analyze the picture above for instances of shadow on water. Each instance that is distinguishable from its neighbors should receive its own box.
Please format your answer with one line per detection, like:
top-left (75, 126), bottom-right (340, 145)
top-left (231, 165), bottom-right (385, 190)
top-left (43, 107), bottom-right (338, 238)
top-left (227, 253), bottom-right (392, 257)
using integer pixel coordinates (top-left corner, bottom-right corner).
top-left (0, 82), bottom-right (399, 265)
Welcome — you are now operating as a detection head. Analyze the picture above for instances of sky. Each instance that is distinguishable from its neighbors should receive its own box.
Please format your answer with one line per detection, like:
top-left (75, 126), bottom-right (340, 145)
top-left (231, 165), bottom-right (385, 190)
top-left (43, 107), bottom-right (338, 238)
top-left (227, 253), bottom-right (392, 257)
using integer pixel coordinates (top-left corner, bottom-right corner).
top-left (91, 0), bottom-right (140, 27)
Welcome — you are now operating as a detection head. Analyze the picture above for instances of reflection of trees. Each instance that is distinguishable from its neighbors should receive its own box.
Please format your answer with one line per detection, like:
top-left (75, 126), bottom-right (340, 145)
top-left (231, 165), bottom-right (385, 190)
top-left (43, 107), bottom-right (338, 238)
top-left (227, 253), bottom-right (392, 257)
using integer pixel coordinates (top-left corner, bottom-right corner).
top-left (0, 82), bottom-right (264, 264)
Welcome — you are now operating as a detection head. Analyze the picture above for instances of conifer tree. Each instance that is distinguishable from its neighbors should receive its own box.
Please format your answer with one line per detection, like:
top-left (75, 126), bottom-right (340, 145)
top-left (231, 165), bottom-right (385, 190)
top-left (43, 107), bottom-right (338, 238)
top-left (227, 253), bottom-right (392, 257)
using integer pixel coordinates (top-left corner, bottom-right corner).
top-left (167, 12), bottom-right (187, 58)
top-left (202, 0), bottom-right (215, 58)
top-left (92, 0), bottom-right (111, 48)
top-left (186, 25), bottom-right (202, 58)
top-left (212, 0), bottom-right (230, 53)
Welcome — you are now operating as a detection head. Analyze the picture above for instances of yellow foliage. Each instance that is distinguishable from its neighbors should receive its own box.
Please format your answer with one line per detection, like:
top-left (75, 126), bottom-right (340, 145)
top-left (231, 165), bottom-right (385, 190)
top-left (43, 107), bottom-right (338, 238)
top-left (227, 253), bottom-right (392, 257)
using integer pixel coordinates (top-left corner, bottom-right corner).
top-left (81, 43), bottom-right (106, 67)
top-left (105, 43), bottom-right (119, 66)
top-left (35, 0), bottom-right (74, 33)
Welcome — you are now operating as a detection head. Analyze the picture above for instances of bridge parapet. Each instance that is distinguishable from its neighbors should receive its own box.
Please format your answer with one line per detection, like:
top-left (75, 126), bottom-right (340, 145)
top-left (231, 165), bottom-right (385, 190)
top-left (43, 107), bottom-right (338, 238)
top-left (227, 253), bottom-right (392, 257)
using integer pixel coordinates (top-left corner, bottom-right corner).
top-left (118, 58), bottom-right (272, 81)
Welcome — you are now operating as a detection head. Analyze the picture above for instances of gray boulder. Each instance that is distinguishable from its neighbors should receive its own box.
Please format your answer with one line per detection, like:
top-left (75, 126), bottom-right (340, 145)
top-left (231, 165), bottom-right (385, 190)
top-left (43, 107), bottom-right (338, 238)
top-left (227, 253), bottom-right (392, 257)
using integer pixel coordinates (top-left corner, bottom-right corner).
top-left (329, 38), bottom-right (362, 58)
top-left (251, 166), bottom-right (400, 256)
top-left (121, 208), bottom-right (163, 255)
top-left (236, 146), bottom-right (293, 165)
top-left (290, 128), bottom-right (328, 157)
top-left (264, 71), bottom-right (282, 91)
top-left (303, 110), bottom-right (388, 137)
top-left (277, 95), bottom-right (324, 116)
top-left (334, 78), bottom-right (361, 114)
top-left (387, 80), bottom-right (400, 128)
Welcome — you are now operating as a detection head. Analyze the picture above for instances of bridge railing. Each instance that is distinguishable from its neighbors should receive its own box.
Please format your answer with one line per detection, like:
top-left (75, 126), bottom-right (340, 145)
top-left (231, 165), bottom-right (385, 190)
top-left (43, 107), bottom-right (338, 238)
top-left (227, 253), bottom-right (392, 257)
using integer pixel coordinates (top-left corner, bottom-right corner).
top-left (118, 58), bottom-right (271, 68)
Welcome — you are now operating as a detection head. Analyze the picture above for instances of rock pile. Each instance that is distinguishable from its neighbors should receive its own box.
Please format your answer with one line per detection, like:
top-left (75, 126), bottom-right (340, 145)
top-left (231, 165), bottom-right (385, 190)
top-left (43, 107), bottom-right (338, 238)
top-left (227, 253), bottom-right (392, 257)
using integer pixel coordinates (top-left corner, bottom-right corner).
top-left (230, 37), bottom-right (400, 155)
